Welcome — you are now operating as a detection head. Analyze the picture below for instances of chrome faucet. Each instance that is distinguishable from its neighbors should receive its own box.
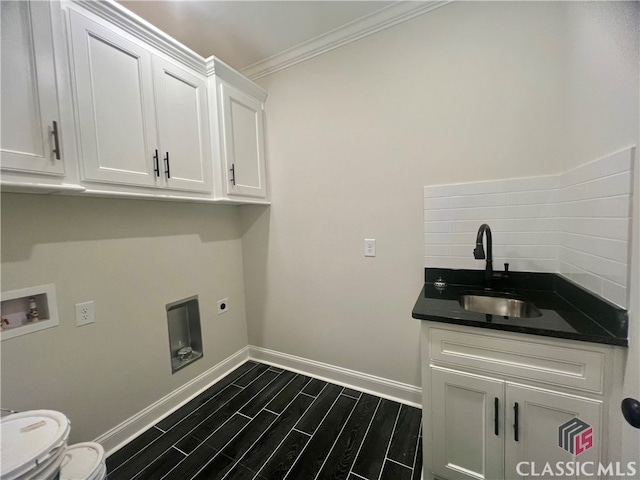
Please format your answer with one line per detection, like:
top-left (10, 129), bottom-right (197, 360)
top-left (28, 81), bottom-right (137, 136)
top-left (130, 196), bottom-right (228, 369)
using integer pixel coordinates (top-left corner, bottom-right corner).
top-left (473, 224), bottom-right (493, 286)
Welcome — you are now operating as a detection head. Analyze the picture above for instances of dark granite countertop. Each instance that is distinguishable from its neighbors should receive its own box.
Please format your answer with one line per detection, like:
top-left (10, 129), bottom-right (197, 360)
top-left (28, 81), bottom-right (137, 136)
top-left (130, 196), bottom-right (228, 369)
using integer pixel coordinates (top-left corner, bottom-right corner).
top-left (412, 268), bottom-right (628, 347)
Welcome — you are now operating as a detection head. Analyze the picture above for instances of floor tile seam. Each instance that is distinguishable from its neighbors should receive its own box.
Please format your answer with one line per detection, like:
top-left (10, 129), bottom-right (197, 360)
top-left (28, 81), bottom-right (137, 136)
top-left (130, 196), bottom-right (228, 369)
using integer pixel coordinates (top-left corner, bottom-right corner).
top-left (241, 370), bottom-right (299, 417)
top-left (282, 397), bottom-right (342, 480)
top-left (292, 382), bottom-right (344, 436)
top-left (310, 397), bottom-right (359, 480)
top-left (184, 417), bottom-right (257, 480)
top-left (348, 397), bottom-right (383, 479)
top-left (246, 389), bottom-right (324, 477)
top-left (386, 457), bottom-right (413, 471)
top-left (264, 375), bottom-right (313, 416)
top-left (263, 370), bottom-right (311, 415)
top-left (409, 421), bottom-right (423, 472)
top-left (106, 425), bottom-right (171, 475)
top-left (158, 449), bottom-right (194, 480)
top-left (215, 413), bottom-right (283, 479)
top-left (237, 411), bottom-right (253, 420)
top-left (163, 383), bottom-right (245, 442)
top-left (220, 411), bottom-right (279, 462)
top-left (230, 369), bottom-right (288, 418)
top-left (127, 444), bottom-right (187, 480)
top-left (162, 361), bottom-right (260, 429)
top-left (117, 367), bottom-right (263, 479)
top-left (107, 364), bottom-right (261, 474)
top-left (303, 378), bottom-right (330, 398)
top-left (299, 391), bottom-right (316, 399)
top-left (376, 403), bottom-right (402, 480)
top-left (349, 471), bottom-right (369, 480)
top-left (172, 445), bottom-right (189, 457)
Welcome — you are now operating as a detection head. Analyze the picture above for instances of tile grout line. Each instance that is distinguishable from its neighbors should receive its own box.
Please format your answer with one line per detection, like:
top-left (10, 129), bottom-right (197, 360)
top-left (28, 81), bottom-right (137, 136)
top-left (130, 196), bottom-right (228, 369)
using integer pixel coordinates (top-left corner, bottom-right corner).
top-left (247, 388), bottom-right (322, 480)
top-left (409, 422), bottom-right (423, 475)
top-left (281, 385), bottom-right (345, 480)
top-left (310, 390), bottom-right (360, 480)
top-left (386, 457), bottom-right (413, 471)
top-left (172, 445), bottom-right (188, 457)
top-left (158, 367), bottom-right (281, 480)
top-left (376, 404), bottom-right (403, 480)
top-left (349, 472), bottom-right (369, 480)
top-left (260, 371), bottom-right (305, 416)
top-left (182, 370), bottom-right (290, 480)
top-left (348, 397), bottom-right (382, 480)
top-left (292, 427), bottom-right (312, 437)
top-left (112, 363), bottom-right (263, 475)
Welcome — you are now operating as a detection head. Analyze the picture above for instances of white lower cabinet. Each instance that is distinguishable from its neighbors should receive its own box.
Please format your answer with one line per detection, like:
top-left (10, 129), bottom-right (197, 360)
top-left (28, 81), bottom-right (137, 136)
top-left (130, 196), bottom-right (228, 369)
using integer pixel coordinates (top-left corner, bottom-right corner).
top-left (431, 368), bottom-right (602, 480)
top-left (423, 324), bottom-right (613, 480)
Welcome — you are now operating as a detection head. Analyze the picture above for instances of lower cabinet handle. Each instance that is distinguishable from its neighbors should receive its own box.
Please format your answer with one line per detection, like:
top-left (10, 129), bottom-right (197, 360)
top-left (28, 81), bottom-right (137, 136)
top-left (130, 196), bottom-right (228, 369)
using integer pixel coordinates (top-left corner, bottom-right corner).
top-left (514, 402), bottom-right (519, 442)
top-left (164, 152), bottom-right (170, 178)
top-left (494, 397), bottom-right (499, 436)
top-left (51, 121), bottom-right (61, 160)
top-left (230, 163), bottom-right (236, 185)
top-left (153, 150), bottom-right (160, 177)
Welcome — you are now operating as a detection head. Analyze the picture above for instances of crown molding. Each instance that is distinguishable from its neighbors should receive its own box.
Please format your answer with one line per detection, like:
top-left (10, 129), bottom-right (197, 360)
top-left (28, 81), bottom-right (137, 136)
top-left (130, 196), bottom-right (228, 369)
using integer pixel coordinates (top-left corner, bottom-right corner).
top-left (70, 0), bottom-right (207, 75)
top-left (241, 0), bottom-right (452, 81)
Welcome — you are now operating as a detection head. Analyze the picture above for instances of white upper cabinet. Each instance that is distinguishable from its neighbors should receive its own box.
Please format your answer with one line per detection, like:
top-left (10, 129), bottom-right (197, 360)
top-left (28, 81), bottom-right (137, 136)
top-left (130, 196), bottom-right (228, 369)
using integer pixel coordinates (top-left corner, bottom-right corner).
top-left (69, 9), bottom-right (158, 188)
top-left (1, 1), bottom-right (64, 176)
top-left (153, 57), bottom-right (212, 193)
top-left (216, 76), bottom-right (268, 200)
top-left (68, 8), bottom-right (213, 194)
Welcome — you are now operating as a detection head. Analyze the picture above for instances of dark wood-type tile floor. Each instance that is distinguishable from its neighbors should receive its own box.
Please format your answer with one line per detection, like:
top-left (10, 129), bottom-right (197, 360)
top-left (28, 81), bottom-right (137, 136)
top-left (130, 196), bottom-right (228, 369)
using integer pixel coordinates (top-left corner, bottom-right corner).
top-left (106, 361), bottom-right (422, 480)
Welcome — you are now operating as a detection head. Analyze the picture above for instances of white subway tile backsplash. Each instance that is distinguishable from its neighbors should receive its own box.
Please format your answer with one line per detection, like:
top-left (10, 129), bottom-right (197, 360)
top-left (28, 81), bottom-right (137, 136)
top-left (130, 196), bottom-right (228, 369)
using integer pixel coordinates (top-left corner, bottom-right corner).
top-left (602, 279), bottom-right (628, 308)
top-left (424, 147), bottom-right (635, 307)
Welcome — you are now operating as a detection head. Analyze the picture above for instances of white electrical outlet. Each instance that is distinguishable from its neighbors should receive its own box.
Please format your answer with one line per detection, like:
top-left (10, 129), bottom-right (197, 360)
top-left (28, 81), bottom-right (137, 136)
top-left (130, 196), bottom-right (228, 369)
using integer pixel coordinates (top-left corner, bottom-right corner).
top-left (217, 298), bottom-right (229, 315)
top-left (75, 301), bottom-right (95, 326)
top-left (364, 239), bottom-right (376, 257)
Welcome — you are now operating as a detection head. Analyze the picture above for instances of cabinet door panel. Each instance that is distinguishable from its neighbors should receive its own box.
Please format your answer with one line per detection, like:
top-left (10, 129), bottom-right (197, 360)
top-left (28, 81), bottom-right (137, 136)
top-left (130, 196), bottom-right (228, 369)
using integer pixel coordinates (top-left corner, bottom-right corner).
top-left (1, 1), bottom-right (63, 175)
top-left (69, 10), bottom-right (157, 187)
top-left (153, 57), bottom-right (212, 193)
top-left (431, 368), bottom-right (504, 480)
top-left (220, 82), bottom-right (267, 198)
top-left (504, 384), bottom-right (602, 480)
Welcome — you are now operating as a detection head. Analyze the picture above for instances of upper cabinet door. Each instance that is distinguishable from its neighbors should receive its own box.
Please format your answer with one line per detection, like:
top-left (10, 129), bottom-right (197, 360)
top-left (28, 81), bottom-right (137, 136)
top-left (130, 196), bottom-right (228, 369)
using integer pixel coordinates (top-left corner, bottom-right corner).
top-left (219, 81), bottom-right (267, 199)
top-left (1, 1), bottom-right (64, 176)
top-left (153, 57), bottom-right (212, 193)
top-left (69, 10), bottom-right (158, 188)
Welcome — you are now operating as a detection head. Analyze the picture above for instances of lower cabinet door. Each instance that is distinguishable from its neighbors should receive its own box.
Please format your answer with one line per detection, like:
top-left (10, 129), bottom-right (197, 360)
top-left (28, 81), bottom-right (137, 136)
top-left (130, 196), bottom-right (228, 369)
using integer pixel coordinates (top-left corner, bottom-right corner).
top-left (431, 368), bottom-right (505, 480)
top-left (504, 384), bottom-right (602, 480)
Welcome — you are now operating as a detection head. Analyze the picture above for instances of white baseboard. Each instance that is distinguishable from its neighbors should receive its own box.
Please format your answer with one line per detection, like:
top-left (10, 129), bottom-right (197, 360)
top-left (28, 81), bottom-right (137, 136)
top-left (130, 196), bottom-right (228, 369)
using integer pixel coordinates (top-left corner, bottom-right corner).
top-left (96, 346), bottom-right (250, 455)
top-left (98, 345), bottom-right (422, 456)
top-left (248, 346), bottom-right (422, 407)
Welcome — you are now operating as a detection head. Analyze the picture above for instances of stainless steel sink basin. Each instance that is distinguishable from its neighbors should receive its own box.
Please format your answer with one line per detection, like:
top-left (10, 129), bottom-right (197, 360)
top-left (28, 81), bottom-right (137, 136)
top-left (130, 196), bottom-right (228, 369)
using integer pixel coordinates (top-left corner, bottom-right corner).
top-left (459, 292), bottom-right (541, 318)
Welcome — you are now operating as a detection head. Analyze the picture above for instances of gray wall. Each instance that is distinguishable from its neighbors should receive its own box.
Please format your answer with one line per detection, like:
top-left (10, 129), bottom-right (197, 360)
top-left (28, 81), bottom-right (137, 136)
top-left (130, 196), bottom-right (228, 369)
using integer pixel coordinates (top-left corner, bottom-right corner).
top-left (242, 1), bottom-right (639, 390)
top-left (1, 194), bottom-right (249, 442)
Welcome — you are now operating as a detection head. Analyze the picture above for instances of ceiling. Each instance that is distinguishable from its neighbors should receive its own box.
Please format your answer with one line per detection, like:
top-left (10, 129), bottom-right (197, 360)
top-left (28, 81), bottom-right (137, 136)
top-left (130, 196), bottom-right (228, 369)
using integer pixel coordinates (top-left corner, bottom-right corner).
top-left (116, 1), bottom-right (395, 72)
